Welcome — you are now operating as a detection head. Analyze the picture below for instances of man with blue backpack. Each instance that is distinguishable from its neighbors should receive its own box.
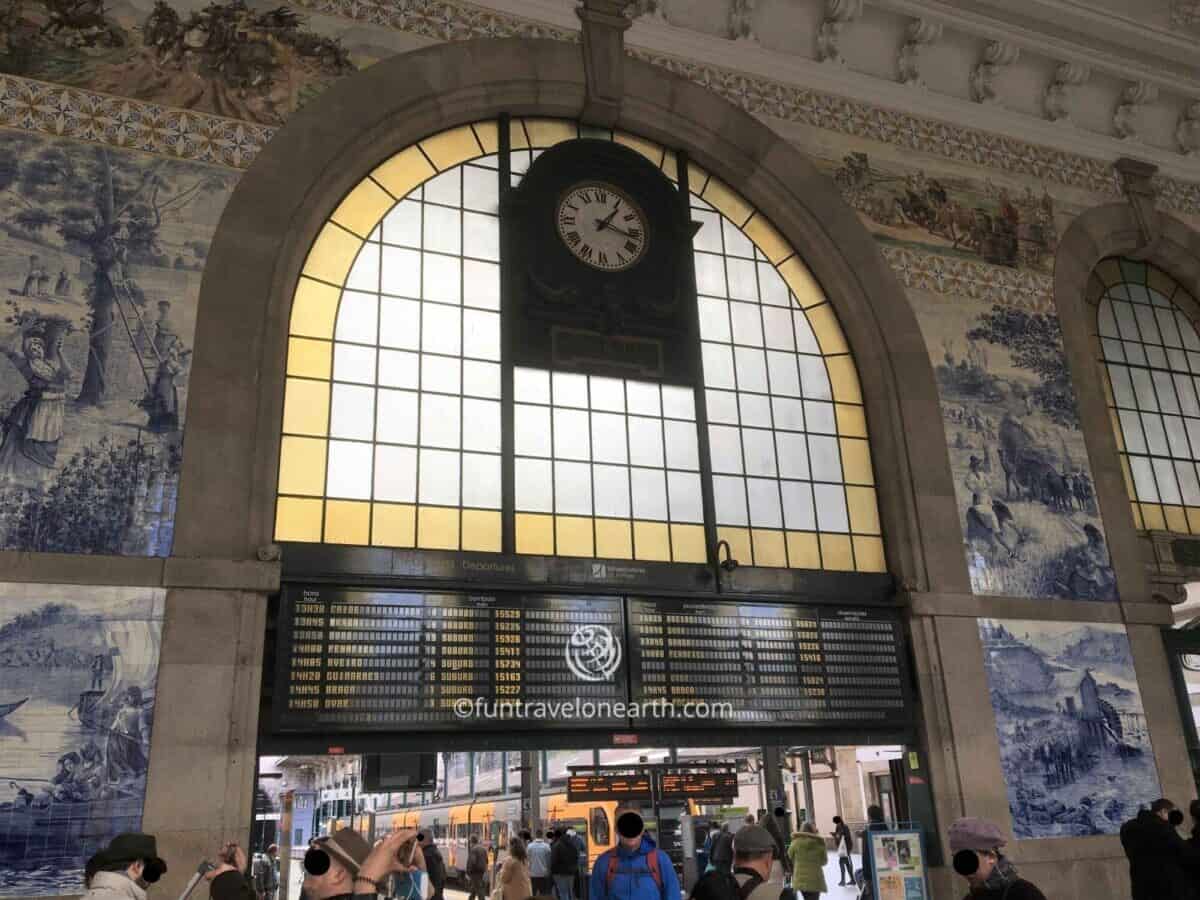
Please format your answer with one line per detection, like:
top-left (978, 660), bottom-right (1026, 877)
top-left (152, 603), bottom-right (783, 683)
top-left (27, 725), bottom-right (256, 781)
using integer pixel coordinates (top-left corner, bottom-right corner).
top-left (590, 810), bottom-right (681, 900)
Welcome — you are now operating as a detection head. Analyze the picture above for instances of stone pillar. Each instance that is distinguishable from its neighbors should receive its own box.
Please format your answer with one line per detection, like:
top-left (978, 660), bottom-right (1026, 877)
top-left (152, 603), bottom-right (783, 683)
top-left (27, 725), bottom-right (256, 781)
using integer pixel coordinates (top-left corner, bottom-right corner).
top-left (834, 747), bottom-right (865, 824)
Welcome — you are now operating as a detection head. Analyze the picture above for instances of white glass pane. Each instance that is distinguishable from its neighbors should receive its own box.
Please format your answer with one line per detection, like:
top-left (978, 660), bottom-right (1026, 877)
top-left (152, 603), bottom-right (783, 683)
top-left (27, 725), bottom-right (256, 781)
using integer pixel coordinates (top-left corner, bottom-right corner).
top-left (422, 303), bottom-right (461, 356)
top-left (1155, 371), bottom-right (1181, 413)
top-left (346, 243), bottom-right (380, 292)
top-left (804, 401), bottom-right (836, 434)
top-left (334, 343), bottom-right (377, 384)
top-left (590, 377), bottom-right (626, 412)
top-left (514, 404), bottom-right (551, 456)
top-left (694, 252), bottom-right (727, 296)
top-left (421, 354), bottom-right (461, 394)
top-left (772, 397), bottom-right (805, 432)
top-left (1175, 374), bottom-right (1199, 417)
top-left (1131, 369), bottom-right (1158, 411)
top-left (1124, 341), bottom-right (1147, 366)
top-left (463, 165), bottom-right (499, 214)
top-left (762, 307), bottom-right (795, 351)
top-left (375, 389), bottom-right (418, 445)
top-left (662, 386), bottom-right (696, 420)
top-left (1097, 300), bottom-right (1119, 338)
top-left (631, 468), bottom-right (668, 520)
top-left (383, 199), bottom-right (421, 247)
top-left (781, 480), bottom-right (816, 530)
top-left (463, 212), bottom-right (500, 262)
top-left (555, 461), bottom-right (593, 515)
top-left (463, 399), bottom-right (501, 453)
top-left (1157, 308), bottom-right (1183, 348)
top-left (1128, 284), bottom-right (1150, 304)
top-left (813, 483), bottom-right (849, 532)
top-left (463, 260), bottom-right (500, 310)
top-left (374, 445), bottom-right (417, 503)
top-left (592, 412), bottom-right (629, 464)
top-left (747, 478), bottom-right (782, 528)
top-left (1182, 314), bottom-right (1200, 350)
top-left (420, 394), bottom-right (460, 449)
top-left (463, 360), bottom-right (500, 398)
top-left (423, 253), bottom-right (461, 305)
top-left (515, 367), bottom-right (551, 404)
top-left (1177, 461), bottom-right (1200, 505)
top-left (758, 263), bottom-right (789, 306)
top-left (722, 217), bottom-right (754, 259)
top-left (626, 381), bottom-right (661, 416)
top-left (766, 351), bottom-right (800, 397)
top-left (707, 389), bottom-right (739, 424)
top-left (734, 347), bottom-right (768, 393)
top-left (691, 209), bottom-right (722, 253)
top-left (423, 169), bottom-right (461, 206)
top-left (515, 457), bottom-right (553, 512)
top-left (708, 425), bottom-right (744, 474)
top-left (712, 475), bottom-right (748, 526)
top-left (668, 470), bottom-right (704, 523)
top-left (418, 448), bottom-right (460, 506)
top-left (1101, 338), bottom-right (1124, 362)
top-left (776, 432), bottom-right (810, 479)
top-left (423, 205), bottom-right (461, 255)
top-left (330, 383), bottom-right (375, 440)
top-left (1153, 457), bottom-right (1182, 503)
top-left (742, 428), bottom-right (777, 477)
top-left (726, 258), bottom-right (759, 302)
top-left (593, 465), bottom-right (631, 518)
top-left (696, 298), bottom-right (730, 345)
top-left (730, 301), bottom-right (763, 346)
top-left (1135, 304), bottom-right (1162, 344)
top-left (554, 408), bottom-right (591, 460)
top-left (798, 356), bottom-right (832, 400)
top-left (335, 291), bottom-right (379, 344)
top-left (378, 349), bottom-right (420, 389)
top-left (1165, 415), bottom-right (1191, 457)
top-left (1169, 348), bottom-right (1190, 372)
top-left (379, 297), bottom-right (420, 350)
top-left (381, 246), bottom-right (421, 298)
top-left (1118, 409), bottom-right (1147, 453)
top-left (1129, 456), bottom-right (1159, 502)
top-left (793, 313), bottom-right (820, 355)
top-left (664, 419), bottom-right (699, 470)
top-left (702, 343), bottom-right (736, 389)
top-left (462, 452), bottom-right (501, 509)
top-left (1107, 365), bottom-right (1136, 407)
top-left (738, 393), bottom-right (772, 428)
top-left (628, 417), bottom-right (665, 467)
top-left (463, 309), bottom-right (500, 361)
top-left (326, 440), bottom-right (373, 499)
top-left (1112, 302), bottom-right (1140, 340)
top-left (1149, 288), bottom-right (1172, 307)
top-left (553, 372), bottom-right (589, 408)
top-left (1188, 420), bottom-right (1200, 460)
top-left (808, 435), bottom-right (842, 482)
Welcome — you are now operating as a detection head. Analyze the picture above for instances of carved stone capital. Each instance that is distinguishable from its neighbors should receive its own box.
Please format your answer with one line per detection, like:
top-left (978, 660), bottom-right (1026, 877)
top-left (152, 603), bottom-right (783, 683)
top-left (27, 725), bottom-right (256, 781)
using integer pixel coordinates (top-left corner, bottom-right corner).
top-left (1114, 80), bottom-right (1159, 140)
top-left (578, 0), bottom-right (632, 127)
top-left (727, 0), bottom-right (757, 41)
top-left (897, 18), bottom-right (942, 87)
top-left (817, 0), bottom-right (864, 64)
top-left (969, 41), bottom-right (1020, 104)
top-left (1043, 62), bottom-right (1090, 122)
top-left (1178, 100), bottom-right (1200, 156)
top-left (1115, 156), bottom-right (1161, 256)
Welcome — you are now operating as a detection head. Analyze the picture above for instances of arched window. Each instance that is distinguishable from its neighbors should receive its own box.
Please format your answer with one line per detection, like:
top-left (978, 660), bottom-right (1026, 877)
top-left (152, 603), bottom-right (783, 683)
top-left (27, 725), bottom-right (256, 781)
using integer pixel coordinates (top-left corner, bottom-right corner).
top-left (275, 119), bottom-right (883, 572)
top-left (1097, 257), bottom-right (1200, 534)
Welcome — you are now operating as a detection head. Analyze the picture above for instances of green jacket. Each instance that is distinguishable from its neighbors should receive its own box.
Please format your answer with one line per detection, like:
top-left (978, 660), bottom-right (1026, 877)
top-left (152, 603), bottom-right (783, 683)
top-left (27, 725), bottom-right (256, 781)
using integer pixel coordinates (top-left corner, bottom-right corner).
top-left (787, 832), bottom-right (828, 893)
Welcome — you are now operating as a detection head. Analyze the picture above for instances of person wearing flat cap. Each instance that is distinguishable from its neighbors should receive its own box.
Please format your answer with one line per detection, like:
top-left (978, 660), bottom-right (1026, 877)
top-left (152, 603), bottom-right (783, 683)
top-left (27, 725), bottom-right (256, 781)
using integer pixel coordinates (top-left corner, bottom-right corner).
top-left (302, 827), bottom-right (426, 900)
top-left (948, 818), bottom-right (1045, 900)
top-left (81, 833), bottom-right (168, 900)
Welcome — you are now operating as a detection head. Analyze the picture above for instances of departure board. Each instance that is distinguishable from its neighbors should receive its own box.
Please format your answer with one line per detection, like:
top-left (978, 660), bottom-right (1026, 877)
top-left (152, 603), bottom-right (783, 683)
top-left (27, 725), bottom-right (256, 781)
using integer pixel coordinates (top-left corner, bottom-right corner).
top-left (626, 598), bottom-right (908, 727)
top-left (566, 773), bottom-right (653, 802)
top-left (275, 586), bottom-right (627, 731)
top-left (658, 772), bottom-right (739, 802)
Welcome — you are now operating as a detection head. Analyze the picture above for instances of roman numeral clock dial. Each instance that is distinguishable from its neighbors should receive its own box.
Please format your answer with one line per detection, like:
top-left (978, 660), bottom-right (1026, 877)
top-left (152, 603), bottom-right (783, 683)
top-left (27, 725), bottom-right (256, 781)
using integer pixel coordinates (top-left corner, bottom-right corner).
top-left (556, 183), bottom-right (648, 272)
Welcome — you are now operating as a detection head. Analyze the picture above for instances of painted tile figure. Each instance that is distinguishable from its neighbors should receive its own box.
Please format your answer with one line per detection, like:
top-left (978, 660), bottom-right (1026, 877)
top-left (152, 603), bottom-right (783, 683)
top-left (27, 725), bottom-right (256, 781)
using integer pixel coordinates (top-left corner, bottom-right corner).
top-left (0, 130), bottom-right (235, 555)
top-left (979, 619), bottom-right (1160, 838)
top-left (0, 584), bottom-right (165, 896)
top-left (909, 286), bottom-right (1116, 600)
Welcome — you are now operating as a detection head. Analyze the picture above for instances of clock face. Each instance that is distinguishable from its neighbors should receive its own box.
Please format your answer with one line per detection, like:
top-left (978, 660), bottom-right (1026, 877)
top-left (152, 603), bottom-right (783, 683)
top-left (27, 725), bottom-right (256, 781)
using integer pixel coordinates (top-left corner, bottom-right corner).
top-left (556, 182), bottom-right (648, 272)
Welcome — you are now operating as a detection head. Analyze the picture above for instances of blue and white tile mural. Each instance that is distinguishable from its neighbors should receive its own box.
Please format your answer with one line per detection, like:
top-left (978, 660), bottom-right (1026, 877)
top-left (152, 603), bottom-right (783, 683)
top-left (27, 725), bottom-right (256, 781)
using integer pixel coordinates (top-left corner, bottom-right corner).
top-left (908, 286), bottom-right (1117, 600)
top-left (0, 130), bottom-right (235, 555)
top-left (0, 583), bottom-right (165, 896)
top-left (979, 618), bottom-right (1159, 838)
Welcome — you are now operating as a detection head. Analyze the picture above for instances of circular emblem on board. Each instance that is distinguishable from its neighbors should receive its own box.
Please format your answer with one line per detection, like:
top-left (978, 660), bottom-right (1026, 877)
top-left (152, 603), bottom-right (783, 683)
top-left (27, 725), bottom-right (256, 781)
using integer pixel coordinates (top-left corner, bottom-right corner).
top-left (565, 624), bottom-right (622, 682)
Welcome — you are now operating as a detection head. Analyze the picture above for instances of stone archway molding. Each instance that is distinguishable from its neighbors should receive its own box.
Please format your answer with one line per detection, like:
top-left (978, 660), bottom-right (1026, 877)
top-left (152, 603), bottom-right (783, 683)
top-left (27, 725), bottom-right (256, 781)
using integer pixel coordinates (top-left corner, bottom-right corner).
top-left (179, 36), bottom-right (965, 597)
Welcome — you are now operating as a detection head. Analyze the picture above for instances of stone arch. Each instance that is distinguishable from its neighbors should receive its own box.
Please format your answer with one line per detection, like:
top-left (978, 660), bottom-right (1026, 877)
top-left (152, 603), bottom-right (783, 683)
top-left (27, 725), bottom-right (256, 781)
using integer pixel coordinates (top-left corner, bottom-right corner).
top-left (177, 37), bottom-right (962, 593)
top-left (1054, 201), bottom-right (1200, 603)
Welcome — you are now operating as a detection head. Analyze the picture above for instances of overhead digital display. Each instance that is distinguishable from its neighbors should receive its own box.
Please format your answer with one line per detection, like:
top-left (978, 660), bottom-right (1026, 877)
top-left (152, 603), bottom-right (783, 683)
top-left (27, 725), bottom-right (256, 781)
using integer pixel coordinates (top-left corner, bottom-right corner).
top-left (566, 773), bottom-right (654, 802)
top-left (274, 586), bottom-right (626, 732)
top-left (626, 597), bottom-right (908, 728)
top-left (658, 772), bottom-right (740, 802)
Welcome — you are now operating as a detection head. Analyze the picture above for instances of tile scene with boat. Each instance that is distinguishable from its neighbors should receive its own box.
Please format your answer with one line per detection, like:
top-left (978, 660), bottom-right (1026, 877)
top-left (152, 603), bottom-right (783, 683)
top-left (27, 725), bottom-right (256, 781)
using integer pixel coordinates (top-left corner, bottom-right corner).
top-left (979, 618), bottom-right (1159, 839)
top-left (0, 584), bottom-right (165, 897)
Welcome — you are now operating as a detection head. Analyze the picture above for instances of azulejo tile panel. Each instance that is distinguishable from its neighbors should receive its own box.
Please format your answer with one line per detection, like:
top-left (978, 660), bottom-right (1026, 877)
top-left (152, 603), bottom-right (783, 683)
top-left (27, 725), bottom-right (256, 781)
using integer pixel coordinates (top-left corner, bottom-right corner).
top-left (881, 247), bottom-right (1054, 314)
top-left (290, 0), bottom-right (578, 42)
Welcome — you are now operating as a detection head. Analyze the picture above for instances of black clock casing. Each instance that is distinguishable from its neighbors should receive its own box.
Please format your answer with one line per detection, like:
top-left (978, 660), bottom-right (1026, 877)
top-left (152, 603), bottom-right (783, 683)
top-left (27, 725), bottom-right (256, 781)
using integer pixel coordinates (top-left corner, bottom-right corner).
top-left (503, 138), bottom-right (696, 384)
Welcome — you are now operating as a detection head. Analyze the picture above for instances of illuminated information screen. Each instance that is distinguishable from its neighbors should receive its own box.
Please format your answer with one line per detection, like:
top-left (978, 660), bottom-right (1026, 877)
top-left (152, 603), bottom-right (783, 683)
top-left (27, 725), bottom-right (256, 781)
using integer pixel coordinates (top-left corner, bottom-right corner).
top-left (658, 772), bottom-right (740, 802)
top-left (566, 773), bottom-right (654, 802)
top-left (275, 586), bottom-right (626, 732)
top-left (627, 597), bottom-right (907, 727)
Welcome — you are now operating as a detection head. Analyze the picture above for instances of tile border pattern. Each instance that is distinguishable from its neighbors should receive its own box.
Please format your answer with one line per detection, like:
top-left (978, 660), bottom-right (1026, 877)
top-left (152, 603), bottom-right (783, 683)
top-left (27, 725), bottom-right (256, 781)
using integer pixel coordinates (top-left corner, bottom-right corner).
top-left (879, 245), bottom-right (1055, 312)
top-left (290, 0), bottom-right (578, 42)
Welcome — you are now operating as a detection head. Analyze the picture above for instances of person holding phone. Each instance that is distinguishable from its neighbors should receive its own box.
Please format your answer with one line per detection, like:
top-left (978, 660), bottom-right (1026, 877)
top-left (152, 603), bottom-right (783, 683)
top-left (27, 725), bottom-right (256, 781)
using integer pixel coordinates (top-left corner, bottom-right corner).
top-left (1120, 798), bottom-right (1200, 900)
top-left (302, 827), bottom-right (425, 900)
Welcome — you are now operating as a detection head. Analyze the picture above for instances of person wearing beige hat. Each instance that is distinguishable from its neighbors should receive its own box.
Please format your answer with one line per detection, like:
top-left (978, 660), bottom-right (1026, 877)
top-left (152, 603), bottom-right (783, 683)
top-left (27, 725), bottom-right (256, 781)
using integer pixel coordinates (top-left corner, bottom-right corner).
top-left (302, 827), bottom-right (425, 900)
top-left (948, 817), bottom-right (1046, 900)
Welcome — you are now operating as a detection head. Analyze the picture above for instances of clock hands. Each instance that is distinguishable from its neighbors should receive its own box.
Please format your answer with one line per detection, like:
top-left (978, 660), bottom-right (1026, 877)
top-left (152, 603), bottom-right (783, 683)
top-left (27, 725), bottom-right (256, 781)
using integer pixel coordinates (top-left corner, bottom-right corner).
top-left (594, 219), bottom-right (638, 240)
top-left (595, 198), bottom-right (622, 233)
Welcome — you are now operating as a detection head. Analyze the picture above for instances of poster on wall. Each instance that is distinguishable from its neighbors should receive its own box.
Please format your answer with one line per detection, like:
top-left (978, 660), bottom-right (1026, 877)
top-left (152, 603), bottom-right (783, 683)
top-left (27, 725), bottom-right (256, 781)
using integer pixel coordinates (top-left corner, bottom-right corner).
top-left (868, 828), bottom-right (929, 900)
top-left (0, 584), bottom-right (165, 896)
top-left (979, 618), bottom-right (1161, 838)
